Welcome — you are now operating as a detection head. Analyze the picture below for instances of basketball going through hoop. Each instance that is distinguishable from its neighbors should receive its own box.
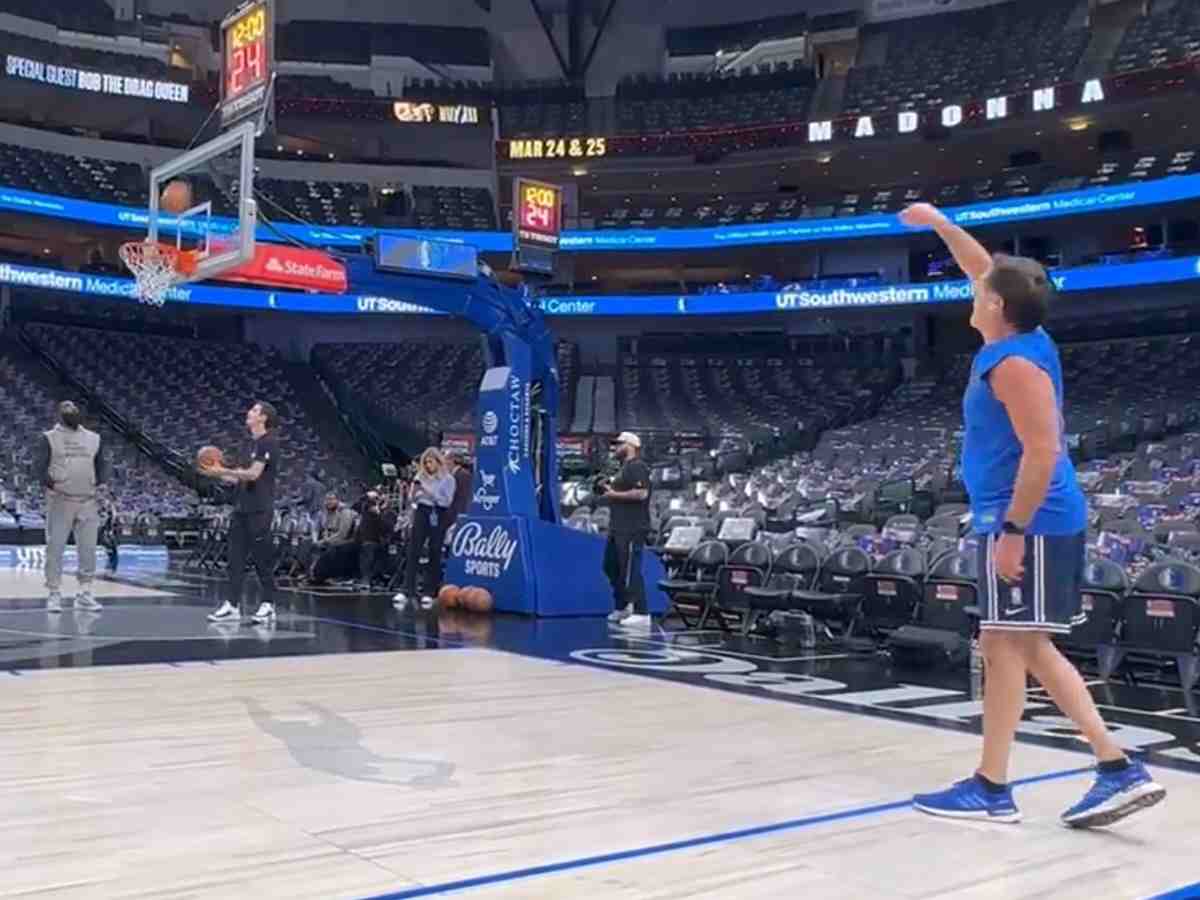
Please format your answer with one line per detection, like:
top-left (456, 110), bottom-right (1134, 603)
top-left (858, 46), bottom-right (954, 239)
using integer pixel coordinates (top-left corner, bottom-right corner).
top-left (118, 241), bottom-right (199, 307)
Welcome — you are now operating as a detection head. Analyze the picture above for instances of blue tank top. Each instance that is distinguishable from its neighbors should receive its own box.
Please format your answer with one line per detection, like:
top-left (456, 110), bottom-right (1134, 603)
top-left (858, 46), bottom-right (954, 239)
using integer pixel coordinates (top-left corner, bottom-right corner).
top-left (961, 327), bottom-right (1087, 536)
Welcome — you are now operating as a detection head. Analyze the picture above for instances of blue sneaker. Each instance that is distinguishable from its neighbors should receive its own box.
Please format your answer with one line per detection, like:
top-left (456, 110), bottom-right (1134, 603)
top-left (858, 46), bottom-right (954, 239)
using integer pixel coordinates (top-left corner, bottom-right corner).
top-left (913, 776), bottom-right (1022, 823)
top-left (1061, 761), bottom-right (1166, 829)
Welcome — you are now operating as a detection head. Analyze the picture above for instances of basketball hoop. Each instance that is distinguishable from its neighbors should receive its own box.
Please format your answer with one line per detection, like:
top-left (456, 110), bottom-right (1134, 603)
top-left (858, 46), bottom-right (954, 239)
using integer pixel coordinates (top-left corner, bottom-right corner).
top-left (119, 241), bottom-right (189, 307)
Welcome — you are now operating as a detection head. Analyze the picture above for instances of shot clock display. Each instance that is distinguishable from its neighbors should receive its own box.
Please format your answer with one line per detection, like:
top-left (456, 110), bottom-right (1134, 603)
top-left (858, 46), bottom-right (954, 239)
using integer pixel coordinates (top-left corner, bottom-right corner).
top-left (512, 177), bottom-right (562, 275)
top-left (219, 0), bottom-right (274, 130)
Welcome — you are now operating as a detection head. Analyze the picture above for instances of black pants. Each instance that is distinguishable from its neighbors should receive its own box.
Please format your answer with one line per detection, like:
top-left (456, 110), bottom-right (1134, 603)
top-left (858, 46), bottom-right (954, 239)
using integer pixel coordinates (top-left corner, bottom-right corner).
top-left (359, 541), bottom-right (380, 584)
top-left (604, 532), bottom-right (646, 614)
top-left (405, 505), bottom-right (448, 597)
top-left (227, 510), bottom-right (276, 607)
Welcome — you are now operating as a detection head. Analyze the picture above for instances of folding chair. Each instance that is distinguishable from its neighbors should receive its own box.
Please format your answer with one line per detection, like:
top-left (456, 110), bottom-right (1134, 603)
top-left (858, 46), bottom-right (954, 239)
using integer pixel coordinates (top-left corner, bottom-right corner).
top-left (657, 540), bottom-right (728, 628)
top-left (705, 541), bottom-right (772, 633)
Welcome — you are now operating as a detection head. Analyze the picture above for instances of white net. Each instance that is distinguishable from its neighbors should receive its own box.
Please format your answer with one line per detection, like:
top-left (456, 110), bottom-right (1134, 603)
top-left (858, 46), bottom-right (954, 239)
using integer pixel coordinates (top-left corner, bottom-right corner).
top-left (119, 241), bottom-right (180, 307)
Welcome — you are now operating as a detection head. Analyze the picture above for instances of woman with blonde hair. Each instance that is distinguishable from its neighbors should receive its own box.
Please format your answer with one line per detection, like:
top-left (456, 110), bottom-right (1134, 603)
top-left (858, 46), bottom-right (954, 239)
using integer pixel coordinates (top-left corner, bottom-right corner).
top-left (394, 448), bottom-right (456, 610)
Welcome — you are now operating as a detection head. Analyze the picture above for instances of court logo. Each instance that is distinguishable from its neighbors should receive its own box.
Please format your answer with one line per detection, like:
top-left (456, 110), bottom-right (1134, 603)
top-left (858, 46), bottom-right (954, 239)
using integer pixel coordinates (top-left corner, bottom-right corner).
top-left (452, 521), bottom-right (518, 579)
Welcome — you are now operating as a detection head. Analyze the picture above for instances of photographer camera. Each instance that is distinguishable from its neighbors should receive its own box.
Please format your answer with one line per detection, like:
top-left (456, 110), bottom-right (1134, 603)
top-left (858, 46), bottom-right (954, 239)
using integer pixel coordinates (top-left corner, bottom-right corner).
top-left (356, 489), bottom-right (395, 592)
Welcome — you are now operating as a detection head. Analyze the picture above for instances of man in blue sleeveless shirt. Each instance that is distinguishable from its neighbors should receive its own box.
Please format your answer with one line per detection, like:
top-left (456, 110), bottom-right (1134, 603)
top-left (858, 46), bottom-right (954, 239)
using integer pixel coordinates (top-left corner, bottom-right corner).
top-left (901, 203), bottom-right (1165, 828)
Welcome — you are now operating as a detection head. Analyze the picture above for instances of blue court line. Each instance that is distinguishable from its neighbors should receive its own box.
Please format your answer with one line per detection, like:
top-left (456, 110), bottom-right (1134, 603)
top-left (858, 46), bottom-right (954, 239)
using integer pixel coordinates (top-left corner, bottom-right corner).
top-left (357, 765), bottom-right (1093, 900)
top-left (1147, 881), bottom-right (1200, 899)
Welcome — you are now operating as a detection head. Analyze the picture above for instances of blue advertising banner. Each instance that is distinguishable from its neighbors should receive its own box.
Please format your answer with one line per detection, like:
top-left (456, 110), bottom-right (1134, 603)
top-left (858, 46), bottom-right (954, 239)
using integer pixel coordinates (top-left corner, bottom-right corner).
top-left (0, 544), bottom-right (168, 573)
top-left (0, 256), bottom-right (1197, 317)
top-left (2, 173), bottom-right (1200, 253)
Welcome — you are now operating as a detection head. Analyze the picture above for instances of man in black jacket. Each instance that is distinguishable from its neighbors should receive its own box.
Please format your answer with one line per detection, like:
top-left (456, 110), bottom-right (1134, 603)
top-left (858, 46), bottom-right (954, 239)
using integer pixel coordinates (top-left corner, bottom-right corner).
top-left (356, 490), bottom-right (395, 591)
top-left (601, 432), bottom-right (653, 628)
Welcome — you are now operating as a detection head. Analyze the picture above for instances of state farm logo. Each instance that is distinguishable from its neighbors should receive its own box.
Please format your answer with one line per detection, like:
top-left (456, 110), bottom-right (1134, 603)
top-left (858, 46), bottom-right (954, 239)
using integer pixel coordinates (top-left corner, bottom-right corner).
top-left (263, 255), bottom-right (344, 282)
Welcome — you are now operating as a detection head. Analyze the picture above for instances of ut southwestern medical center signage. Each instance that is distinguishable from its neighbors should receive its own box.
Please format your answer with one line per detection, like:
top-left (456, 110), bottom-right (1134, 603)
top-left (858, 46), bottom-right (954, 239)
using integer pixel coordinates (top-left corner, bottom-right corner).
top-left (2, 173), bottom-right (1199, 254)
top-left (1, 256), bottom-right (1198, 318)
top-left (5, 55), bottom-right (190, 103)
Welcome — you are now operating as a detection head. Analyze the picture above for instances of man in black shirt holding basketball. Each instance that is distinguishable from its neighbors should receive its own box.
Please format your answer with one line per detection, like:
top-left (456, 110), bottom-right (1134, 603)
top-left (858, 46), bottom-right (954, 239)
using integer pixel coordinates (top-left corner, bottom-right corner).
top-left (601, 432), bottom-right (653, 628)
top-left (200, 401), bottom-right (280, 624)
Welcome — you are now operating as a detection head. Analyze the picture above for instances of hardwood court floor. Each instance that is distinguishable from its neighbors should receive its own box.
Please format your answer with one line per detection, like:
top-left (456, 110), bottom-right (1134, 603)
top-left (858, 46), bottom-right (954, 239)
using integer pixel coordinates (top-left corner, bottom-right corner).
top-left (1, 646), bottom-right (1194, 900)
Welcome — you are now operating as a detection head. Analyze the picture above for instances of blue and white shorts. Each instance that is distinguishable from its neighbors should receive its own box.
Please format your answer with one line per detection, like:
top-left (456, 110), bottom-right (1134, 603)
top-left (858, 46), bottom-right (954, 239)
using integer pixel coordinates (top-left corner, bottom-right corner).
top-left (977, 531), bottom-right (1087, 634)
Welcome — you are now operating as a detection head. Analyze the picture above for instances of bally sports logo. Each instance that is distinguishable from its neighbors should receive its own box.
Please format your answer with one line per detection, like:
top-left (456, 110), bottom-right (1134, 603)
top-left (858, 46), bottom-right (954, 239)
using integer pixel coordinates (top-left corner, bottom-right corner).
top-left (452, 521), bottom-right (518, 579)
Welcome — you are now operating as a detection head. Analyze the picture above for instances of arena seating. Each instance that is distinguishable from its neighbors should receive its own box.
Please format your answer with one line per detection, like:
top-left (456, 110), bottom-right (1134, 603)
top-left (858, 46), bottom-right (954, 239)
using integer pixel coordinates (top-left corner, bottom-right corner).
top-left (0, 339), bottom-right (195, 518)
top-left (842, 0), bottom-right (1090, 117)
top-left (411, 185), bottom-right (497, 231)
top-left (1, 0), bottom-right (114, 35)
top-left (583, 146), bottom-right (1199, 229)
top-left (277, 20), bottom-right (490, 68)
top-left (0, 29), bottom-right (185, 83)
top-left (0, 131), bottom-right (1191, 235)
top-left (616, 66), bottom-right (816, 134)
top-left (1110, 0), bottom-right (1200, 74)
top-left (256, 177), bottom-right (370, 228)
top-left (0, 142), bottom-right (145, 206)
top-left (315, 341), bottom-right (580, 441)
top-left (666, 13), bottom-right (809, 58)
top-left (23, 324), bottom-right (367, 504)
top-left (498, 82), bottom-right (587, 140)
top-left (618, 353), bottom-right (900, 444)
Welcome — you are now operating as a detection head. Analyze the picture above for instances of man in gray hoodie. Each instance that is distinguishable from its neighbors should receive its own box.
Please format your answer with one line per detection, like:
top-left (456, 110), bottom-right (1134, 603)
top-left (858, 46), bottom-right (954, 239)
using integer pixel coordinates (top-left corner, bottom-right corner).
top-left (34, 401), bottom-right (108, 613)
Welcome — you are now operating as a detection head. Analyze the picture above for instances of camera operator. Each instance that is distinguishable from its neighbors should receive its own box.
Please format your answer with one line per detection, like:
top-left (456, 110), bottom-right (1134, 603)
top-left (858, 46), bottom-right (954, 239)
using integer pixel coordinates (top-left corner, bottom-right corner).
top-left (356, 489), bottom-right (395, 591)
top-left (599, 432), bottom-right (652, 627)
top-left (393, 448), bottom-right (455, 610)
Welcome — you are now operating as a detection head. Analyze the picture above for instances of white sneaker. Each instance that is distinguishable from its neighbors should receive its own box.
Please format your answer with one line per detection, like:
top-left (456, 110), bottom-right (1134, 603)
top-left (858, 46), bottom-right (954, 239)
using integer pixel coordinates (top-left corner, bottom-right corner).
top-left (624, 614), bottom-right (653, 629)
top-left (607, 604), bottom-right (633, 623)
top-left (419, 595), bottom-right (435, 610)
top-left (207, 601), bottom-right (241, 622)
top-left (392, 592), bottom-right (409, 609)
top-left (74, 592), bottom-right (102, 612)
top-left (47, 592), bottom-right (62, 614)
top-left (250, 602), bottom-right (276, 624)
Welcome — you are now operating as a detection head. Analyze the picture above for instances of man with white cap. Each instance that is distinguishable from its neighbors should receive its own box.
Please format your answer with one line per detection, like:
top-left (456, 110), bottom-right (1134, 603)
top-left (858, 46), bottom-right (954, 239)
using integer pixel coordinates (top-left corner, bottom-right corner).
top-left (601, 431), bottom-right (653, 626)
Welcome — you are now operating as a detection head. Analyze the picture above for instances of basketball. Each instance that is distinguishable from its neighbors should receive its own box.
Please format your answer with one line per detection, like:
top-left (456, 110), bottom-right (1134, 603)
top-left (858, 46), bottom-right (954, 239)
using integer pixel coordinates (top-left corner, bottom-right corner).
top-left (464, 586), bottom-right (488, 612)
top-left (161, 179), bottom-right (193, 214)
top-left (438, 584), bottom-right (460, 609)
top-left (475, 588), bottom-right (494, 613)
top-left (196, 445), bottom-right (223, 470)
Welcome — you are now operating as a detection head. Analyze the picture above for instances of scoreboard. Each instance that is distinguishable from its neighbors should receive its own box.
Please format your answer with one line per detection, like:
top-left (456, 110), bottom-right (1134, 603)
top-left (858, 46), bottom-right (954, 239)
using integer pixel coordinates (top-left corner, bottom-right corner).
top-left (512, 178), bottom-right (563, 275)
top-left (219, 0), bottom-right (274, 131)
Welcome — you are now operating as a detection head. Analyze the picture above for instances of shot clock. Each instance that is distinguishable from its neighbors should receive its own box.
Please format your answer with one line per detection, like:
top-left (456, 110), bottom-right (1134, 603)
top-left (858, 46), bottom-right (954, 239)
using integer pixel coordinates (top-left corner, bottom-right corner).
top-left (511, 178), bottom-right (563, 276)
top-left (219, 0), bottom-right (275, 131)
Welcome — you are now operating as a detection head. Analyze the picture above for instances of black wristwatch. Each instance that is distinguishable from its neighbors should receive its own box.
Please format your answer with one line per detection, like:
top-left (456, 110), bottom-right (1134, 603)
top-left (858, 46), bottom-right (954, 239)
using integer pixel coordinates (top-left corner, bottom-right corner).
top-left (1001, 520), bottom-right (1026, 536)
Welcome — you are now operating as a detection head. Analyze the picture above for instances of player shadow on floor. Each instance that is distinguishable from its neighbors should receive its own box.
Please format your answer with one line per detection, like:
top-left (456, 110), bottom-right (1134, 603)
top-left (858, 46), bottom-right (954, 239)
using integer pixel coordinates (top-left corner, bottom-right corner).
top-left (240, 697), bottom-right (457, 789)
